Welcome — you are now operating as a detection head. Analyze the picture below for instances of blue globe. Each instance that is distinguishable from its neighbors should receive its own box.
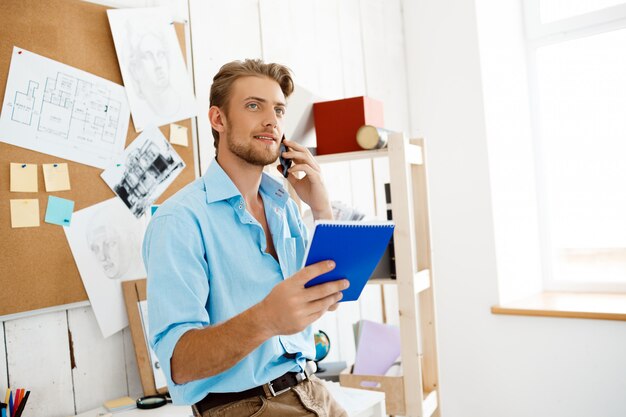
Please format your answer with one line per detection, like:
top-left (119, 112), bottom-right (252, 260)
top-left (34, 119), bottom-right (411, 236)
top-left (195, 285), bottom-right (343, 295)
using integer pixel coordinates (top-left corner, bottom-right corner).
top-left (314, 330), bottom-right (331, 362)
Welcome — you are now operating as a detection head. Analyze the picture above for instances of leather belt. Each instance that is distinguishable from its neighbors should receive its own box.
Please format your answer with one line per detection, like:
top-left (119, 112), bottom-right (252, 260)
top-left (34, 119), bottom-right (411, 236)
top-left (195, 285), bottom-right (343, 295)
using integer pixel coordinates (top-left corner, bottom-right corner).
top-left (194, 370), bottom-right (308, 414)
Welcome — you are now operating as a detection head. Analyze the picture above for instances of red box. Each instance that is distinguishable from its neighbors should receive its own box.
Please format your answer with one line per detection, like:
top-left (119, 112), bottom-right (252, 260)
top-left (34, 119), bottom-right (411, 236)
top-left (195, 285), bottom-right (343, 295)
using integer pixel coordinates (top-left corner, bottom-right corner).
top-left (313, 96), bottom-right (384, 155)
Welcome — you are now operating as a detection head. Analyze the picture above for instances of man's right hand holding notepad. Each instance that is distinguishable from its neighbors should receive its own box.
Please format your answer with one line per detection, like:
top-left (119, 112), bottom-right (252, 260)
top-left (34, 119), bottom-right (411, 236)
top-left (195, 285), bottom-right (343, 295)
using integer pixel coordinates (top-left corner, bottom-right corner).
top-left (255, 220), bottom-right (393, 337)
top-left (257, 260), bottom-right (349, 336)
top-left (302, 220), bottom-right (395, 302)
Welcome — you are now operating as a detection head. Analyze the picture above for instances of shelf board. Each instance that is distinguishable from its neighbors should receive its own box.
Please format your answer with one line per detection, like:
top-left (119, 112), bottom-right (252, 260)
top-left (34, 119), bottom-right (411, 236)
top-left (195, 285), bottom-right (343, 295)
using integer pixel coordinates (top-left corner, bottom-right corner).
top-left (314, 148), bottom-right (389, 163)
top-left (367, 278), bottom-right (397, 285)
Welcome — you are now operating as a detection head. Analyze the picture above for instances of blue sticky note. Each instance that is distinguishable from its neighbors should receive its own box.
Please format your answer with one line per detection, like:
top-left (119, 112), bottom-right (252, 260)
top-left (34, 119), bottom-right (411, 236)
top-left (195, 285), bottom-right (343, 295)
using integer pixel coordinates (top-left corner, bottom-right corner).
top-left (45, 195), bottom-right (75, 226)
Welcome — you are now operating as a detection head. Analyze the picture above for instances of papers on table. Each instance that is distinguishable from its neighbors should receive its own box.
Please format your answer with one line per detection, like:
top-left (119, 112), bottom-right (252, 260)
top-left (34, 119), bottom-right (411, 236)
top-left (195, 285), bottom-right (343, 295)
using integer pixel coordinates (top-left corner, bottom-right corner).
top-left (0, 47), bottom-right (130, 169)
top-left (107, 7), bottom-right (197, 132)
top-left (101, 127), bottom-right (185, 218)
top-left (64, 198), bottom-right (148, 338)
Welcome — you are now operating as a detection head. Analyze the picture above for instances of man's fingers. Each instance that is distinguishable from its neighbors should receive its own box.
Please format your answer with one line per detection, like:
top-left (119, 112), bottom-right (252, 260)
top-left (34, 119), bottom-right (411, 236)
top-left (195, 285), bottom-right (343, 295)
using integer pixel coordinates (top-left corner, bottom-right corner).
top-left (281, 150), bottom-right (320, 171)
top-left (302, 279), bottom-right (349, 302)
top-left (292, 260), bottom-right (336, 284)
top-left (306, 291), bottom-right (343, 315)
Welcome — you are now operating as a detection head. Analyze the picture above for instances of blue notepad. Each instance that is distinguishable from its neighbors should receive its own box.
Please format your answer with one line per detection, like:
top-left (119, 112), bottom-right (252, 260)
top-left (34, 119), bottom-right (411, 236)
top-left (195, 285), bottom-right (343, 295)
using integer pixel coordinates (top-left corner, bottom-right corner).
top-left (302, 221), bottom-right (395, 301)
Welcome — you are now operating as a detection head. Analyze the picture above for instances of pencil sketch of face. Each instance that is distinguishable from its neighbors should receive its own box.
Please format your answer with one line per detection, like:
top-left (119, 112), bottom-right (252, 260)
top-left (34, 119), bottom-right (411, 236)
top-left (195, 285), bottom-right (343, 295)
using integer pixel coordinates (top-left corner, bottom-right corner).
top-left (127, 23), bottom-right (181, 118)
top-left (86, 220), bottom-right (131, 280)
top-left (132, 33), bottom-right (169, 93)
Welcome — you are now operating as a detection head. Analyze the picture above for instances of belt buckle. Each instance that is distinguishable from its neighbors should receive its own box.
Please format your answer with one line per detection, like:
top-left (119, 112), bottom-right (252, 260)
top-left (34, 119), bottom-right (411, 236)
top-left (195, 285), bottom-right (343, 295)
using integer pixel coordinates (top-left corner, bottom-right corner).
top-left (267, 381), bottom-right (291, 397)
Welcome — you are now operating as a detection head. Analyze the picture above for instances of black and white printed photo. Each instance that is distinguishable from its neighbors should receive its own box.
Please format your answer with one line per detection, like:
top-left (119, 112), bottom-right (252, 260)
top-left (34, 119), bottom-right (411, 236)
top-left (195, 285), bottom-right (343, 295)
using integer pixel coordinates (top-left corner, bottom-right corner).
top-left (101, 127), bottom-right (185, 217)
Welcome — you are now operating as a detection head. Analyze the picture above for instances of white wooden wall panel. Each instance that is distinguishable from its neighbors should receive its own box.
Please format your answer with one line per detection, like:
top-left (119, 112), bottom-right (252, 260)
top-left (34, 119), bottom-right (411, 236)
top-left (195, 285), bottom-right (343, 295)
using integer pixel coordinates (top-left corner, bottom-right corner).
top-left (260, 0), bottom-right (320, 94)
top-left (361, 0), bottom-right (410, 133)
top-left (190, 0), bottom-right (263, 172)
top-left (312, 0), bottom-right (344, 100)
top-left (69, 307), bottom-right (127, 413)
top-left (0, 323), bottom-right (7, 391)
top-left (349, 160), bottom-right (377, 218)
top-left (123, 327), bottom-right (144, 398)
top-left (5, 312), bottom-right (74, 417)
top-left (339, 0), bottom-right (367, 97)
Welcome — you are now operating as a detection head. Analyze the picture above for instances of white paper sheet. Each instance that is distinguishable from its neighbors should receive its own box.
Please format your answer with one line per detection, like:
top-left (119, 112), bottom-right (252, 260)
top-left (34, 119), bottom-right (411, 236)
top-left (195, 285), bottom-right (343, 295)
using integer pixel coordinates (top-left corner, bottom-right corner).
top-left (64, 198), bottom-right (148, 338)
top-left (107, 7), bottom-right (197, 132)
top-left (138, 300), bottom-right (168, 390)
top-left (101, 127), bottom-right (185, 218)
top-left (284, 84), bottom-right (321, 148)
top-left (0, 47), bottom-right (130, 169)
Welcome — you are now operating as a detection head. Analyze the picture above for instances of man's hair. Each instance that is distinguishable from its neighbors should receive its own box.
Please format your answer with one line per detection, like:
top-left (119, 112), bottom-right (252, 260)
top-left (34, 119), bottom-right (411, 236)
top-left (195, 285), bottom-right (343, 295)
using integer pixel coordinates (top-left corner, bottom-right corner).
top-left (209, 59), bottom-right (294, 153)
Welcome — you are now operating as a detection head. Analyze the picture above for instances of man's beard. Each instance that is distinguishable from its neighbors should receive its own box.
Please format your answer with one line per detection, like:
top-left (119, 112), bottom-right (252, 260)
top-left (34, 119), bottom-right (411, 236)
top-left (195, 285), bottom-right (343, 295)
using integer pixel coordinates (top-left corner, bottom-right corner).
top-left (226, 129), bottom-right (280, 166)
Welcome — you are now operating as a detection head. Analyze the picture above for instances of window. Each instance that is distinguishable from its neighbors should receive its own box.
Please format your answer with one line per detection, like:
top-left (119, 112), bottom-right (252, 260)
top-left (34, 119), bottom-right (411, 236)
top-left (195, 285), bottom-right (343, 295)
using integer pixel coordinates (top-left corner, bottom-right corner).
top-left (525, 0), bottom-right (626, 291)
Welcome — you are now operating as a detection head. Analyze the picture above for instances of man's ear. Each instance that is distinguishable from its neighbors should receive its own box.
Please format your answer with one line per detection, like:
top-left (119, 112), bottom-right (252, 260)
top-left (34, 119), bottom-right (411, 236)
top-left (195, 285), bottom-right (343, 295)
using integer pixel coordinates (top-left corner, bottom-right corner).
top-left (209, 106), bottom-right (226, 133)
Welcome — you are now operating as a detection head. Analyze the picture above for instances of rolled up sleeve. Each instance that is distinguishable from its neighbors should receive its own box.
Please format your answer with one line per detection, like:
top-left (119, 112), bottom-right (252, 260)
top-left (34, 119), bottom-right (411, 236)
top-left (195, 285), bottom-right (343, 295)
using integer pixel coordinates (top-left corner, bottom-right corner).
top-left (143, 211), bottom-right (210, 400)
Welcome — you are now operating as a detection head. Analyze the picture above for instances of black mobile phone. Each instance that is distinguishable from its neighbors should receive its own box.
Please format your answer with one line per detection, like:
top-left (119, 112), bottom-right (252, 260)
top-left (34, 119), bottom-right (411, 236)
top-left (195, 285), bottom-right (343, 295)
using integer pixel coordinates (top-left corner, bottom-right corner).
top-left (279, 135), bottom-right (292, 178)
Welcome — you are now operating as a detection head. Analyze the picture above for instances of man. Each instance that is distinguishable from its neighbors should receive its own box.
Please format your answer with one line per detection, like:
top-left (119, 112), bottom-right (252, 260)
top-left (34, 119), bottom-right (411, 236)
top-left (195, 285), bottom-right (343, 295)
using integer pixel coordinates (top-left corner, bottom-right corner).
top-left (143, 59), bottom-right (349, 417)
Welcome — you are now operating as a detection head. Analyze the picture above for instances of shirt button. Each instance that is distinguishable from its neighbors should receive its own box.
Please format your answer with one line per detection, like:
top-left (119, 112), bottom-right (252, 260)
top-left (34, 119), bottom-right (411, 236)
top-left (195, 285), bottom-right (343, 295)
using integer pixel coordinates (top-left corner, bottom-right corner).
top-left (239, 204), bottom-right (243, 209)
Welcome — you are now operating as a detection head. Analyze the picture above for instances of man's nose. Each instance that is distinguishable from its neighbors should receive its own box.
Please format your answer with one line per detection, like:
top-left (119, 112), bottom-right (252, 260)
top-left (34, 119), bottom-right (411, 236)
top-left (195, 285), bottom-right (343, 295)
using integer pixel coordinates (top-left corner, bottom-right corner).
top-left (263, 109), bottom-right (278, 128)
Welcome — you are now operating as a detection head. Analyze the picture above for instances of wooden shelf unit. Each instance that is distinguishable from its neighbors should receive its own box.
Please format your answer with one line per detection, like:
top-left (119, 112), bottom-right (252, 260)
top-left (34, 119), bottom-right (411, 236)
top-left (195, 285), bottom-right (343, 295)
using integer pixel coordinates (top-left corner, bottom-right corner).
top-left (312, 134), bottom-right (441, 417)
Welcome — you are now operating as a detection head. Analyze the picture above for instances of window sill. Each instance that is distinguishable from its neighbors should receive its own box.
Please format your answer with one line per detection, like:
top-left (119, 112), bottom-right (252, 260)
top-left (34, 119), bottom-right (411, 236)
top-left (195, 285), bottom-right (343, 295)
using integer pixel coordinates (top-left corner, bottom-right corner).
top-left (491, 291), bottom-right (626, 321)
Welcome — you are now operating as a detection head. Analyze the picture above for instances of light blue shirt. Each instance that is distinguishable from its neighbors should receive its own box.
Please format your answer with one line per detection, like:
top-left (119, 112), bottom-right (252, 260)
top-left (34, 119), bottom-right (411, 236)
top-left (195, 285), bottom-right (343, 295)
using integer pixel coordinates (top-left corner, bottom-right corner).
top-left (143, 160), bottom-right (314, 405)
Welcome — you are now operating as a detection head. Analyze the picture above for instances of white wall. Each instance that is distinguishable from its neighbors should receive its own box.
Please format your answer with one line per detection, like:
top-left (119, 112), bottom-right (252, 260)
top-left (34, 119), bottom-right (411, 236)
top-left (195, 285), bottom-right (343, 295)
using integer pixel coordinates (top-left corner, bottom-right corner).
top-left (0, 1), bottom-right (409, 415)
top-left (402, 0), bottom-right (626, 416)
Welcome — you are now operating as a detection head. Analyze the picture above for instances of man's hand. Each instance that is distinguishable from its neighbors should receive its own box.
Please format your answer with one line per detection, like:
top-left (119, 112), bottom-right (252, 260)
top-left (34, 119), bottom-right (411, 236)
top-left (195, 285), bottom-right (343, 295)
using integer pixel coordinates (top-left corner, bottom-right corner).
top-left (277, 139), bottom-right (333, 220)
top-left (256, 260), bottom-right (349, 337)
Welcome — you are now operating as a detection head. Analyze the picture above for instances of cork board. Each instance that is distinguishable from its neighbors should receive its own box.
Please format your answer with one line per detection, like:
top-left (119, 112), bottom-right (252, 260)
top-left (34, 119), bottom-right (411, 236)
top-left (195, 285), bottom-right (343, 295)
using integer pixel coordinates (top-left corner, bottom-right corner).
top-left (0, 0), bottom-right (196, 316)
top-left (122, 279), bottom-right (167, 396)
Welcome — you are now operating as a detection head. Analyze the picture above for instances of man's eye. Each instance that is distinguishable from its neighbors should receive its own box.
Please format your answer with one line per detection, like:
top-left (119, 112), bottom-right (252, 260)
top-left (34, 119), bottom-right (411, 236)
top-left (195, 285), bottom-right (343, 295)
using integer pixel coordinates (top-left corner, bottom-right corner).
top-left (275, 107), bottom-right (285, 116)
top-left (246, 103), bottom-right (259, 110)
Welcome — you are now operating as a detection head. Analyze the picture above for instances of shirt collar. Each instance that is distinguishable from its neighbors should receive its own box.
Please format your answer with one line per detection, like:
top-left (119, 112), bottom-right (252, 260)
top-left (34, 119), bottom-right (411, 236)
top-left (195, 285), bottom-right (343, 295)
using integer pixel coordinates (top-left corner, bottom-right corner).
top-left (203, 159), bottom-right (289, 208)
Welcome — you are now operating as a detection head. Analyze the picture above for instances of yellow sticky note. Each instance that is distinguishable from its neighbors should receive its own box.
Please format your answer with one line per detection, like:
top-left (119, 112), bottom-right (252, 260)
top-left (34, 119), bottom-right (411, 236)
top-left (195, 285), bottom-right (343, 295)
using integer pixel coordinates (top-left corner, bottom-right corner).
top-left (10, 163), bottom-right (38, 192)
top-left (169, 123), bottom-right (188, 147)
top-left (10, 199), bottom-right (40, 228)
top-left (42, 163), bottom-right (71, 192)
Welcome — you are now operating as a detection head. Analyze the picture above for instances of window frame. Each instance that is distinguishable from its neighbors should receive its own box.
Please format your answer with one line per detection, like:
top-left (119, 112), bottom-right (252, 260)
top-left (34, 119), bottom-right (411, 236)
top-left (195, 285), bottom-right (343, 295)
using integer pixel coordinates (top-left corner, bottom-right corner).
top-left (524, 0), bottom-right (626, 292)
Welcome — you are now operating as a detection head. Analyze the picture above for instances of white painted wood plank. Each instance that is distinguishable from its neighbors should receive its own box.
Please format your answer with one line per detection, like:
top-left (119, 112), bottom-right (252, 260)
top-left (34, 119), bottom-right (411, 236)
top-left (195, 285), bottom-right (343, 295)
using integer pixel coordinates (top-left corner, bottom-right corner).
top-left (321, 161), bottom-right (354, 207)
top-left (0, 323), bottom-right (7, 391)
top-left (312, 0), bottom-right (344, 99)
top-left (69, 307), bottom-right (128, 413)
top-left (190, 0), bottom-right (263, 172)
top-left (5, 311), bottom-right (75, 417)
top-left (349, 159), bottom-right (376, 218)
top-left (360, 0), bottom-right (410, 133)
top-left (358, 286), bottom-right (384, 323)
top-left (260, 0), bottom-right (319, 94)
top-left (339, 0), bottom-right (367, 97)
top-left (123, 327), bottom-right (144, 398)
top-left (383, 284), bottom-right (400, 326)
top-left (333, 300), bottom-right (360, 364)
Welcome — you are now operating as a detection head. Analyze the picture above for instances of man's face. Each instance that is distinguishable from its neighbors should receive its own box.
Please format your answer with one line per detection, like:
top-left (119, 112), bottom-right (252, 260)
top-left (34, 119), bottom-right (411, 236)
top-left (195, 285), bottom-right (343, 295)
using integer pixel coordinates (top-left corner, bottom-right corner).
top-left (220, 76), bottom-right (286, 166)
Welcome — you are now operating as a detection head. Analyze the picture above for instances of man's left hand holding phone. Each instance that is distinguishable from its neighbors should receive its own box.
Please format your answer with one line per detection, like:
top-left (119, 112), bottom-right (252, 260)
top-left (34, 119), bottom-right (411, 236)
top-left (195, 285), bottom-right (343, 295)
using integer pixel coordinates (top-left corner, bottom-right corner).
top-left (276, 136), bottom-right (333, 221)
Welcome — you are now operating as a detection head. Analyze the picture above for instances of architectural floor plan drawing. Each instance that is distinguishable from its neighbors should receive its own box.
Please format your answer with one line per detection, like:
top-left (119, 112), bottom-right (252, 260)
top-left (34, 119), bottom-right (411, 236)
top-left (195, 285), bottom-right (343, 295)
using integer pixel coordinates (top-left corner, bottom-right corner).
top-left (0, 47), bottom-right (130, 168)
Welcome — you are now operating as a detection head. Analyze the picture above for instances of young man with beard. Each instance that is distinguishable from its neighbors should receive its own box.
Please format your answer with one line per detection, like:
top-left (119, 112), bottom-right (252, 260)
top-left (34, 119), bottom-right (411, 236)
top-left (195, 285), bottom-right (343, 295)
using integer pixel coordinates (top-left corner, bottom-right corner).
top-left (143, 59), bottom-right (349, 416)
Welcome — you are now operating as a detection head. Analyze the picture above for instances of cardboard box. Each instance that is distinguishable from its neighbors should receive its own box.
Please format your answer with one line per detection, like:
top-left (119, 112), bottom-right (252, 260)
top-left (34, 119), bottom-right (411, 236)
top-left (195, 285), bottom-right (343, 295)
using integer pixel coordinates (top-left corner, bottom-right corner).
top-left (313, 96), bottom-right (384, 155)
top-left (339, 368), bottom-right (406, 416)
